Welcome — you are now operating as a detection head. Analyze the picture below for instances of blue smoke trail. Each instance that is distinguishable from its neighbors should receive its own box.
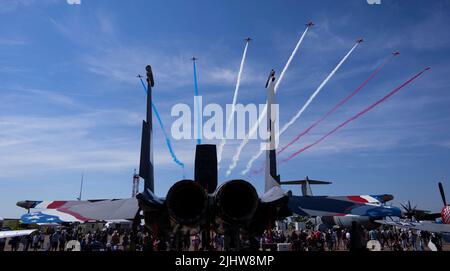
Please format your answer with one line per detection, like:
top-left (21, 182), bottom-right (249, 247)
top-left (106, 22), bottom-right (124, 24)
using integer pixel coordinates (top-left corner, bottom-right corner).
top-left (138, 77), bottom-right (186, 177)
top-left (193, 60), bottom-right (202, 145)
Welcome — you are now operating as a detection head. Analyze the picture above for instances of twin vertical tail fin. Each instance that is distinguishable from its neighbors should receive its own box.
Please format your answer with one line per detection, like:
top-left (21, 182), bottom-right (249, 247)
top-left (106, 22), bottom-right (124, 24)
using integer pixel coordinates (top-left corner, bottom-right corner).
top-left (139, 65), bottom-right (155, 192)
top-left (139, 120), bottom-right (153, 192)
top-left (264, 70), bottom-right (281, 193)
top-left (262, 69), bottom-right (331, 197)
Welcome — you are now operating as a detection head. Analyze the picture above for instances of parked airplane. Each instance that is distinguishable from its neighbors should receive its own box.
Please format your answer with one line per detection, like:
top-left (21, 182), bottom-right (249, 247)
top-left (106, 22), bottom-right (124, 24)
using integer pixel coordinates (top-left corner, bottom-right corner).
top-left (17, 67), bottom-right (290, 251)
top-left (0, 217), bottom-right (36, 239)
top-left (17, 65), bottom-right (402, 250)
top-left (281, 178), bottom-right (401, 229)
top-left (376, 182), bottom-right (450, 240)
top-left (399, 200), bottom-right (441, 221)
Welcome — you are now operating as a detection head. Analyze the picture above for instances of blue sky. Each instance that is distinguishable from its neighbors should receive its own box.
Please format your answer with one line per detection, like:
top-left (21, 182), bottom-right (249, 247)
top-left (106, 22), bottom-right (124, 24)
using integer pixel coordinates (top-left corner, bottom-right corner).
top-left (1, 0), bottom-right (450, 218)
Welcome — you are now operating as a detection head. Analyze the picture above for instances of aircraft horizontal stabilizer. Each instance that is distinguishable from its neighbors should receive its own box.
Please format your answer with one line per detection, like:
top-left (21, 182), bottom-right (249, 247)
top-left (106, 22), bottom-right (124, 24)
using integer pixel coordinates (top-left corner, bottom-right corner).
top-left (19, 198), bottom-right (139, 224)
top-left (279, 177), bottom-right (332, 196)
top-left (280, 180), bottom-right (332, 185)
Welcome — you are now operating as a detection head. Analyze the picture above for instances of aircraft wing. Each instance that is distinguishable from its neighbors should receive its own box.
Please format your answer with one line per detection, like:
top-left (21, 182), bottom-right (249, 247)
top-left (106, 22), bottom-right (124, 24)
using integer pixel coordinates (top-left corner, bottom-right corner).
top-left (260, 186), bottom-right (290, 204)
top-left (288, 195), bottom-right (401, 217)
top-left (0, 229), bottom-right (36, 239)
top-left (17, 199), bottom-right (123, 210)
top-left (375, 219), bottom-right (450, 234)
top-left (20, 198), bottom-right (139, 224)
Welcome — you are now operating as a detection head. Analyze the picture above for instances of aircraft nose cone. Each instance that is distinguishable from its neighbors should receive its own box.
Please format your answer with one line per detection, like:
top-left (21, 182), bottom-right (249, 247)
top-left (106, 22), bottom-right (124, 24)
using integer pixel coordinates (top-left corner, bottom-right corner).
top-left (16, 201), bottom-right (36, 209)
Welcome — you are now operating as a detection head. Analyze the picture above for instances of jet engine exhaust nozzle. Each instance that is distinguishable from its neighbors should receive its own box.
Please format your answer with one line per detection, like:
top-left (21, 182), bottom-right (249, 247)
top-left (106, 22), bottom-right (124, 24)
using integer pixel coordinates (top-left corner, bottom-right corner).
top-left (215, 179), bottom-right (259, 223)
top-left (166, 180), bottom-right (208, 226)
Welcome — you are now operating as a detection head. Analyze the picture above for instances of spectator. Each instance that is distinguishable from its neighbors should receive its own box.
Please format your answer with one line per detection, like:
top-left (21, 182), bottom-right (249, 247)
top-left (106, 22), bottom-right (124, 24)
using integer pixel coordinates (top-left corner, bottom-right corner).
top-left (50, 231), bottom-right (60, 251)
top-left (192, 234), bottom-right (200, 251)
top-left (10, 236), bottom-right (20, 251)
top-left (32, 233), bottom-right (40, 251)
top-left (122, 234), bottom-right (130, 251)
top-left (349, 222), bottom-right (364, 251)
top-left (0, 236), bottom-right (6, 251)
top-left (111, 230), bottom-right (120, 251)
top-left (59, 230), bottom-right (67, 251)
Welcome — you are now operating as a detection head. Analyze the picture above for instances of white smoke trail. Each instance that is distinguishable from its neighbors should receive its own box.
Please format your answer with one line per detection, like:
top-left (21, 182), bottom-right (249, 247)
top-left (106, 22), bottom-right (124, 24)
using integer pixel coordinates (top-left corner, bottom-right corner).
top-left (275, 26), bottom-right (311, 92)
top-left (217, 40), bottom-right (250, 166)
top-left (278, 42), bottom-right (360, 136)
top-left (241, 42), bottom-right (361, 175)
top-left (226, 27), bottom-right (310, 176)
top-left (241, 146), bottom-right (264, 175)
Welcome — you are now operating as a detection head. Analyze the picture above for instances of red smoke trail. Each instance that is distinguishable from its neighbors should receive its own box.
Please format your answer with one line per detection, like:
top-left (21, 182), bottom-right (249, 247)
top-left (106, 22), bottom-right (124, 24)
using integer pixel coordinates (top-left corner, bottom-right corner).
top-left (277, 53), bottom-right (399, 156)
top-left (249, 53), bottom-right (398, 175)
top-left (281, 67), bottom-right (431, 163)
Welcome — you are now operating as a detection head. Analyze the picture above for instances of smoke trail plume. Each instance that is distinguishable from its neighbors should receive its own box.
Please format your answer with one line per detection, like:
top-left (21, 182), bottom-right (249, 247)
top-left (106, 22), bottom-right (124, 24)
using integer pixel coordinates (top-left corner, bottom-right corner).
top-left (192, 58), bottom-right (202, 145)
top-left (226, 26), bottom-right (311, 176)
top-left (242, 41), bottom-right (361, 175)
top-left (242, 51), bottom-right (394, 175)
top-left (282, 67), bottom-right (431, 163)
top-left (139, 77), bottom-right (186, 176)
top-left (275, 26), bottom-right (311, 91)
top-left (217, 39), bottom-right (250, 166)
top-left (278, 41), bottom-right (360, 138)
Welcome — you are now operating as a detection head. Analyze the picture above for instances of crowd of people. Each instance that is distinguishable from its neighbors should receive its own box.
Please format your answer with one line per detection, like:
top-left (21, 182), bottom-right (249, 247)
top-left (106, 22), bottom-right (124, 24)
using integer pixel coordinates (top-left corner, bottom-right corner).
top-left (260, 223), bottom-right (445, 251)
top-left (0, 222), bottom-right (445, 251)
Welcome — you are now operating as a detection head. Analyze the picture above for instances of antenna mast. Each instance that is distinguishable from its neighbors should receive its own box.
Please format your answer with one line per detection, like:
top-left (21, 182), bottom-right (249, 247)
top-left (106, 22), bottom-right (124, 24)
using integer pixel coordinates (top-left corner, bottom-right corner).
top-left (132, 169), bottom-right (140, 197)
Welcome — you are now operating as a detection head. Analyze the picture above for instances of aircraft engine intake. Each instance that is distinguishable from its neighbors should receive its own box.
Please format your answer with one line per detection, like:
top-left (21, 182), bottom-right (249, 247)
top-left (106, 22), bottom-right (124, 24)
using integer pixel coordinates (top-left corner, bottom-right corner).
top-left (166, 180), bottom-right (208, 226)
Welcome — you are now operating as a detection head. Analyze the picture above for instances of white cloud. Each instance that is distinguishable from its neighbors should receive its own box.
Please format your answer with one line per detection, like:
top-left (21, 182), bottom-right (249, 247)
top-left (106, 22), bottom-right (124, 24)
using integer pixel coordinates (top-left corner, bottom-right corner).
top-left (0, 37), bottom-right (29, 46)
top-left (0, 0), bottom-right (33, 13)
top-left (0, 0), bottom-right (58, 14)
top-left (0, 110), bottom-right (174, 177)
top-left (80, 43), bottom-right (267, 90)
top-left (0, 87), bottom-right (200, 179)
top-left (67, 0), bottom-right (81, 5)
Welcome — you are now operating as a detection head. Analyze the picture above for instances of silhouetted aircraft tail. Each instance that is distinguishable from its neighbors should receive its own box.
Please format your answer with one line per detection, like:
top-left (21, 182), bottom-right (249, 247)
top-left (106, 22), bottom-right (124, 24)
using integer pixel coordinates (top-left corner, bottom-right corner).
top-left (280, 177), bottom-right (332, 196)
top-left (139, 65), bottom-right (155, 192)
top-left (264, 70), bottom-right (281, 193)
top-left (195, 144), bottom-right (218, 194)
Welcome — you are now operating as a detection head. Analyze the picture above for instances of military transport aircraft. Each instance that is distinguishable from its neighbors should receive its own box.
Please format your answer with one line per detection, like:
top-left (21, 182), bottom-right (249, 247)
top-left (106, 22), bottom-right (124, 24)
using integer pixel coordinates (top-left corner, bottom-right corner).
top-left (280, 178), bottom-right (401, 229)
